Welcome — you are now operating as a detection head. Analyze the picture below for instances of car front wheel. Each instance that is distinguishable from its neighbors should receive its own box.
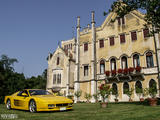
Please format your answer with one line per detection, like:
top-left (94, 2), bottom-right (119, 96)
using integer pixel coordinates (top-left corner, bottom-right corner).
top-left (6, 99), bottom-right (11, 110)
top-left (29, 100), bottom-right (37, 113)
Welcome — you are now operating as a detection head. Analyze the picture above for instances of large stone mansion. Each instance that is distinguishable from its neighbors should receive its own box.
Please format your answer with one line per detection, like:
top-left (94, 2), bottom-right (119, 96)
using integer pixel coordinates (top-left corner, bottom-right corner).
top-left (46, 8), bottom-right (160, 103)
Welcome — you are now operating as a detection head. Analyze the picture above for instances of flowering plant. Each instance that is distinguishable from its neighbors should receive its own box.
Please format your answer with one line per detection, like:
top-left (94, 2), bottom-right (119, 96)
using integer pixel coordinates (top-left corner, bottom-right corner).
top-left (117, 69), bottom-right (123, 74)
top-left (99, 84), bottom-right (112, 102)
top-left (123, 68), bottom-right (129, 74)
top-left (135, 66), bottom-right (141, 72)
top-left (129, 67), bottom-right (135, 73)
top-left (111, 70), bottom-right (116, 76)
top-left (105, 71), bottom-right (110, 76)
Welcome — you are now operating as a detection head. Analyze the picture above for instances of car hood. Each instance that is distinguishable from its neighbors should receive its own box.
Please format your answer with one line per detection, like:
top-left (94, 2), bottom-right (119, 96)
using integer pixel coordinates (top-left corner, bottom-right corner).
top-left (33, 95), bottom-right (73, 103)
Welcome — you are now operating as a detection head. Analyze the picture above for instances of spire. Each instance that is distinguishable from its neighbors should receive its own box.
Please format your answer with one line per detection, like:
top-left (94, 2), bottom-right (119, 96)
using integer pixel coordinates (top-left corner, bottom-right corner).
top-left (91, 11), bottom-right (95, 24)
top-left (77, 16), bottom-right (80, 28)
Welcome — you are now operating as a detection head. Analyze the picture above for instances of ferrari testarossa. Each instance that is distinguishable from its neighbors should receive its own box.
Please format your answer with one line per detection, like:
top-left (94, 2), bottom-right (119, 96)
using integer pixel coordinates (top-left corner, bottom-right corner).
top-left (4, 89), bottom-right (73, 113)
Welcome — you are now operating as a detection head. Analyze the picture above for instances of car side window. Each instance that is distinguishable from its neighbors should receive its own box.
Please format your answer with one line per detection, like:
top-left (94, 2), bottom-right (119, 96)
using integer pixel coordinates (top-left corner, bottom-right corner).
top-left (17, 90), bottom-right (28, 96)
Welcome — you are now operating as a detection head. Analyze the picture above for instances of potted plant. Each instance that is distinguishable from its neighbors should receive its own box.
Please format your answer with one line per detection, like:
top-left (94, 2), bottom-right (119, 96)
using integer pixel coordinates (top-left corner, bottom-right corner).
top-left (136, 87), bottom-right (144, 101)
top-left (135, 66), bottom-right (141, 73)
top-left (98, 84), bottom-right (112, 108)
top-left (123, 68), bottom-right (129, 74)
top-left (112, 89), bottom-right (119, 102)
top-left (93, 93), bottom-right (99, 103)
top-left (118, 68), bottom-right (123, 74)
top-left (114, 93), bottom-right (119, 102)
top-left (74, 90), bottom-right (82, 103)
top-left (125, 88), bottom-right (134, 102)
top-left (84, 92), bottom-right (92, 103)
top-left (143, 85), bottom-right (158, 106)
top-left (128, 67), bottom-right (135, 73)
top-left (105, 71), bottom-right (110, 77)
top-left (148, 83), bottom-right (158, 106)
top-left (111, 70), bottom-right (116, 76)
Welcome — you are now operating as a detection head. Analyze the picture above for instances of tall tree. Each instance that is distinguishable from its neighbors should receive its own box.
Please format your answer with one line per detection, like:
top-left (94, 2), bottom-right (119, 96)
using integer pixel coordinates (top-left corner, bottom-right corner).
top-left (105, 0), bottom-right (160, 32)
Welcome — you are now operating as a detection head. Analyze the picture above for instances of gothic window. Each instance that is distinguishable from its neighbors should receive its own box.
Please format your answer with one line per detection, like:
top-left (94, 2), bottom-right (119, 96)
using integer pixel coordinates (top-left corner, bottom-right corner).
top-left (143, 28), bottom-right (149, 38)
top-left (121, 56), bottom-right (128, 69)
top-left (149, 79), bottom-right (157, 93)
top-left (84, 43), bottom-right (88, 52)
top-left (99, 39), bottom-right (104, 48)
top-left (84, 65), bottom-right (89, 76)
top-left (111, 58), bottom-right (116, 71)
top-left (53, 74), bottom-right (56, 84)
top-left (57, 74), bottom-right (61, 84)
top-left (57, 57), bottom-right (60, 65)
top-left (135, 81), bottom-right (142, 93)
top-left (146, 52), bottom-right (154, 68)
top-left (112, 83), bottom-right (118, 95)
top-left (100, 60), bottom-right (105, 74)
top-left (118, 17), bottom-right (121, 25)
top-left (131, 31), bottom-right (137, 41)
top-left (122, 16), bottom-right (125, 25)
top-left (118, 16), bottom-right (125, 25)
top-left (120, 34), bottom-right (125, 44)
top-left (109, 37), bottom-right (115, 46)
top-left (133, 54), bottom-right (140, 67)
top-left (123, 82), bottom-right (129, 94)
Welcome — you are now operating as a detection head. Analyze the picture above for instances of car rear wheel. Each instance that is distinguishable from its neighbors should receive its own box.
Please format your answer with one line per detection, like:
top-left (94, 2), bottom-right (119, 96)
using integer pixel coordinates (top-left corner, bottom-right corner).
top-left (6, 99), bottom-right (11, 110)
top-left (29, 100), bottom-right (37, 113)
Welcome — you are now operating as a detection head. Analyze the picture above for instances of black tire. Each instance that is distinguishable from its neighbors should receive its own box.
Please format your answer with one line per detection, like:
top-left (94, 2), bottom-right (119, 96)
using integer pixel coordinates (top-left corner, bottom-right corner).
top-left (6, 99), bottom-right (11, 110)
top-left (29, 100), bottom-right (37, 113)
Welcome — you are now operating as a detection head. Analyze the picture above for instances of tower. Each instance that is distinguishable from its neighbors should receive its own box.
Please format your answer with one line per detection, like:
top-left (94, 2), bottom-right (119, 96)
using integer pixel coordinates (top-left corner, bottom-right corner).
top-left (74, 16), bottom-right (80, 103)
top-left (91, 11), bottom-right (97, 103)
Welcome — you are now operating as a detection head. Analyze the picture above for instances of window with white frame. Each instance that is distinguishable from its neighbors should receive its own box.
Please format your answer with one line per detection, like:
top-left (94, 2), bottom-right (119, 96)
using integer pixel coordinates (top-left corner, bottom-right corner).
top-left (133, 54), bottom-right (140, 67)
top-left (111, 58), bottom-right (116, 71)
top-left (146, 52), bottom-right (154, 68)
top-left (121, 56), bottom-right (128, 69)
top-left (100, 60), bottom-right (105, 74)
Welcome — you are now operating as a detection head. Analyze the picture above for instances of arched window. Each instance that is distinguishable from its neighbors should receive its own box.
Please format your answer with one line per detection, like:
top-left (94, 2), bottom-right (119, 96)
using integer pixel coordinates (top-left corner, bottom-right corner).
top-left (146, 52), bottom-right (154, 68)
top-left (112, 83), bottom-right (118, 95)
top-left (149, 79), bottom-right (157, 93)
top-left (121, 56), bottom-right (128, 69)
top-left (111, 58), bottom-right (116, 71)
top-left (100, 60), bottom-right (105, 74)
top-left (57, 57), bottom-right (60, 65)
top-left (57, 74), bottom-right (61, 84)
top-left (133, 54), bottom-right (140, 67)
top-left (123, 82), bottom-right (129, 94)
top-left (53, 74), bottom-right (56, 84)
top-left (135, 81), bottom-right (142, 93)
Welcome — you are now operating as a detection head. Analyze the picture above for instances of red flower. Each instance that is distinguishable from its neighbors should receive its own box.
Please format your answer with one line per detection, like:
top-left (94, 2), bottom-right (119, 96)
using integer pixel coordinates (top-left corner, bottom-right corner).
top-left (105, 71), bottom-right (110, 76)
top-left (111, 70), bottom-right (116, 75)
top-left (129, 67), bottom-right (134, 73)
top-left (118, 69), bottom-right (123, 74)
top-left (135, 66), bottom-right (141, 72)
top-left (123, 68), bottom-right (129, 74)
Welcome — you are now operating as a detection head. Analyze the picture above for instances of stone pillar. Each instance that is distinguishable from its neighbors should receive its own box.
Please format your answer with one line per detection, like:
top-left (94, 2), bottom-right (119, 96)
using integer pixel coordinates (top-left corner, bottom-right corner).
top-left (74, 16), bottom-right (80, 103)
top-left (91, 11), bottom-right (97, 103)
top-left (154, 30), bottom-right (160, 96)
top-left (66, 63), bottom-right (70, 96)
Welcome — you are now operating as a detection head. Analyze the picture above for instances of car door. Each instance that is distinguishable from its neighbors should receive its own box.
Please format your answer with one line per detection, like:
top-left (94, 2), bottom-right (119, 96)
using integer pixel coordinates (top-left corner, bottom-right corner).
top-left (13, 90), bottom-right (30, 110)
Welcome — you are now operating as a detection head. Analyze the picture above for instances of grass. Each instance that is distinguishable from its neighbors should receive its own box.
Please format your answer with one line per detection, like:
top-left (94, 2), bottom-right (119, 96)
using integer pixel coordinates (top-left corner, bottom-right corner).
top-left (0, 102), bottom-right (160, 120)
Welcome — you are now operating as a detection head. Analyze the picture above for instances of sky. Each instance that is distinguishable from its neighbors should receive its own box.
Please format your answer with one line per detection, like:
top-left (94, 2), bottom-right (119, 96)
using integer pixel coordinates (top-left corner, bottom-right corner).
top-left (0, 0), bottom-right (116, 78)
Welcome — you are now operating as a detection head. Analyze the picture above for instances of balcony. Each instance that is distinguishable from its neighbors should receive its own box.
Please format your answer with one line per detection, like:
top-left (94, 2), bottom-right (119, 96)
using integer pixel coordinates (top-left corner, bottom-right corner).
top-left (97, 66), bottom-right (146, 82)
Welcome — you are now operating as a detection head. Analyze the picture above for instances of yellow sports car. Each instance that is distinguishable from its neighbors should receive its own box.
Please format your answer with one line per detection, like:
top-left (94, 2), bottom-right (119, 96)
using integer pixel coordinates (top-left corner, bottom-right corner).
top-left (4, 89), bottom-right (73, 113)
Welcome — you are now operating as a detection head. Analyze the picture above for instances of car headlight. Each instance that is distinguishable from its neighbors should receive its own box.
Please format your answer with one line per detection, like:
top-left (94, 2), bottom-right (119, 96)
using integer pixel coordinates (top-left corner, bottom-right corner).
top-left (68, 103), bottom-right (73, 106)
top-left (48, 104), bottom-right (55, 108)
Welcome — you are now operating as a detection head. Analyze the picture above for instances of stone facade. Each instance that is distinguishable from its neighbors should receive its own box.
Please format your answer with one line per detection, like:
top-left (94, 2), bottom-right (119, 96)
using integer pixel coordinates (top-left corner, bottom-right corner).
top-left (46, 10), bottom-right (160, 103)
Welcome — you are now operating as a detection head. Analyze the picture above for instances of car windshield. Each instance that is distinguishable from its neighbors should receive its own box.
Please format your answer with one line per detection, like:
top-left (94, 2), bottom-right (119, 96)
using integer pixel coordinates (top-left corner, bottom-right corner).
top-left (29, 90), bottom-right (52, 96)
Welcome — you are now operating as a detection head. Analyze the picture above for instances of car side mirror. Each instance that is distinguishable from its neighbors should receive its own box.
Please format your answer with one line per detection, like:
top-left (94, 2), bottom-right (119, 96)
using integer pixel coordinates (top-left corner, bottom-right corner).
top-left (22, 93), bottom-right (28, 97)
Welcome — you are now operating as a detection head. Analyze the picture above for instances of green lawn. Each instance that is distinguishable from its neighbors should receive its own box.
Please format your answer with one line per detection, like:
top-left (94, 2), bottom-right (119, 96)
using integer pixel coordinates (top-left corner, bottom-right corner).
top-left (0, 103), bottom-right (160, 120)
